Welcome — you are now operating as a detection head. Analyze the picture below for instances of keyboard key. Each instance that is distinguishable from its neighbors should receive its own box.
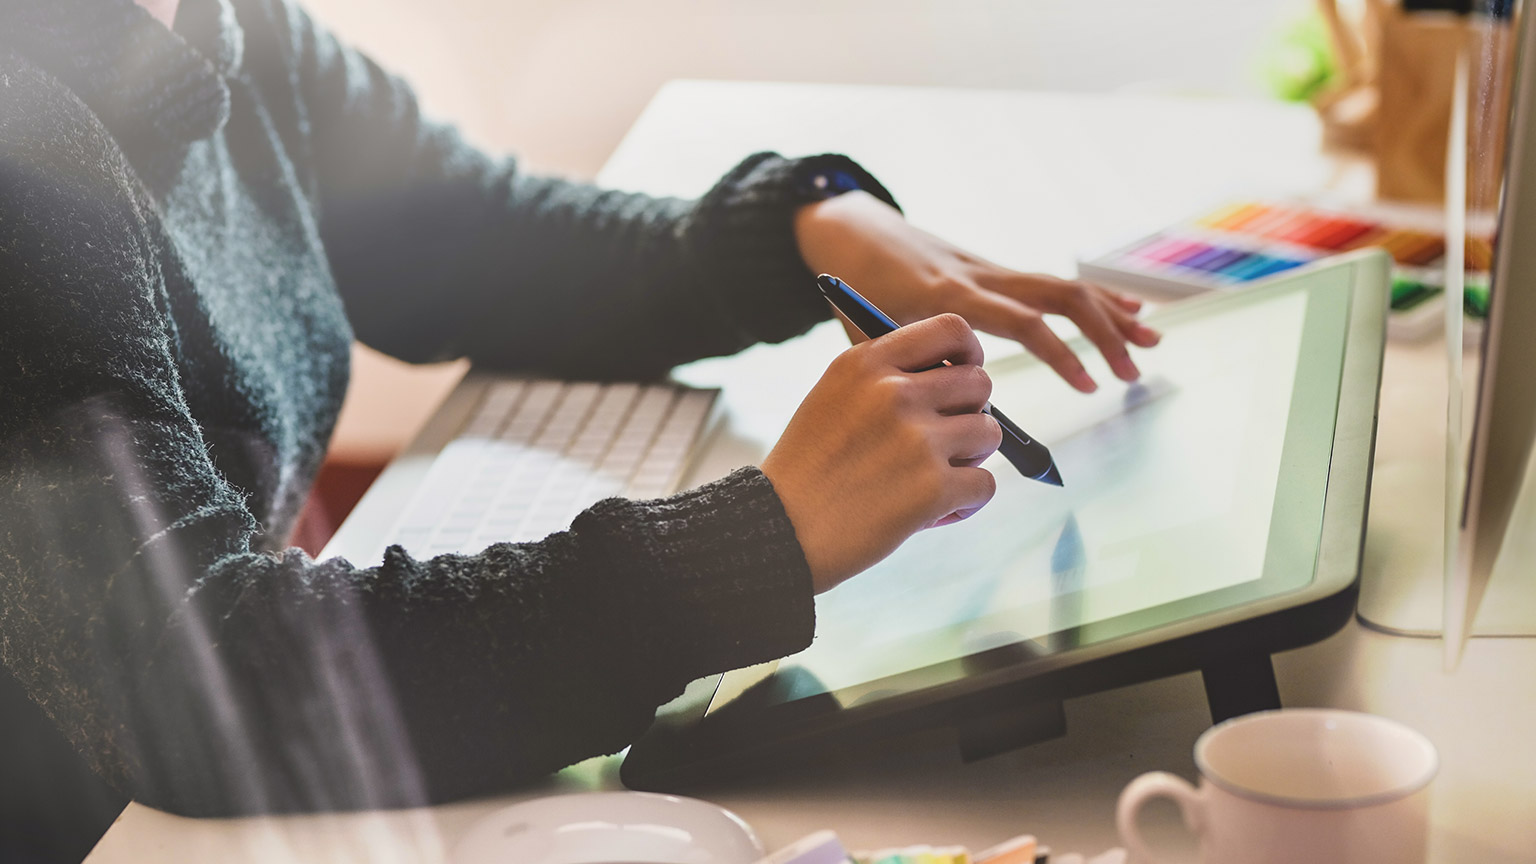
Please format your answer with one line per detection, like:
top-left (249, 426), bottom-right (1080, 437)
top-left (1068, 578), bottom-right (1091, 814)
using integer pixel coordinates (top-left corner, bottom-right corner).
top-left (384, 379), bottom-right (718, 553)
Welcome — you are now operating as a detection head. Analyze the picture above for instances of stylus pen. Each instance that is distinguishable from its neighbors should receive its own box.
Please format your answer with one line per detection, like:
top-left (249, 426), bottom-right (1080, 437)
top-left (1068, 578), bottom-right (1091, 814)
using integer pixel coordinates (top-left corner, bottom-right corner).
top-left (816, 274), bottom-right (1065, 487)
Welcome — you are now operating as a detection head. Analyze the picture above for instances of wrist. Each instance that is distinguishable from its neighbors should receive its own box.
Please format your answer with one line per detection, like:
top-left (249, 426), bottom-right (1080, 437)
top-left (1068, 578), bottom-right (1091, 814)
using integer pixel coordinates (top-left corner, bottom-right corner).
top-left (786, 155), bottom-right (902, 276)
top-left (759, 455), bottom-right (844, 594)
top-left (793, 190), bottom-right (895, 278)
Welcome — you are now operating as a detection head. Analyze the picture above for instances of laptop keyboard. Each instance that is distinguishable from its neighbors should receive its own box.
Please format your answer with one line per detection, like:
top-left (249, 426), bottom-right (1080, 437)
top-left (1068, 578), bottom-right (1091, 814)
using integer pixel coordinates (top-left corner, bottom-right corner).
top-left (385, 379), bottom-right (719, 556)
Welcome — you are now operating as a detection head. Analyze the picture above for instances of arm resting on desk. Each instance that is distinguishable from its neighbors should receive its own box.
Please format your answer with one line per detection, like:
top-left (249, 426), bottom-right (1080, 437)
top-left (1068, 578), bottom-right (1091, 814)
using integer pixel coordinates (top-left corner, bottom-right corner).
top-left (0, 394), bottom-right (814, 817)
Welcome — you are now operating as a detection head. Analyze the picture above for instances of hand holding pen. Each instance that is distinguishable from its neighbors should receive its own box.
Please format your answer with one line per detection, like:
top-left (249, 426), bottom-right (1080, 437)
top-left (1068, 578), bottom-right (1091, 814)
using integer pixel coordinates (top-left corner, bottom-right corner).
top-left (817, 274), bottom-right (1064, 486)
top-left (759, 306), bottom-right (1008, 594)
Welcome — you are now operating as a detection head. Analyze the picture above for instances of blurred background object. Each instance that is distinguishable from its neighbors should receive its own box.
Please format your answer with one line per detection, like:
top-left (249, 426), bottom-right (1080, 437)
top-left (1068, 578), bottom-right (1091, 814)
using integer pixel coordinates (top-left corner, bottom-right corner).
top-left (1302, 0), bottom-right (1515, 203)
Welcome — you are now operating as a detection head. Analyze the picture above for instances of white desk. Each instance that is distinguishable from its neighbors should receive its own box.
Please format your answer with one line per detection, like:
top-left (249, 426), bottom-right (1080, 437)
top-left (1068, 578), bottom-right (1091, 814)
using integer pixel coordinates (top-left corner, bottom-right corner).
top-left (88, 82), bottom-right (1536, 864)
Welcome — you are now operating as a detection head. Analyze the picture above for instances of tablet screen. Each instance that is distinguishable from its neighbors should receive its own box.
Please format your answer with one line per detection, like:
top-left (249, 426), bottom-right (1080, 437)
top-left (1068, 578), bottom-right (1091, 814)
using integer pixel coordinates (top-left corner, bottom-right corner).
top-left (709, 267), bottom-right (1352, 714)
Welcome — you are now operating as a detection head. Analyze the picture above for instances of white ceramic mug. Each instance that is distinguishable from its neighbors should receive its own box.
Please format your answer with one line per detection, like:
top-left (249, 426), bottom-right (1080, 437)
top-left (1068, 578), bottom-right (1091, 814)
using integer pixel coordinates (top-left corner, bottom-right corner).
top-left (1116, 709), bottom-right (1438, 864)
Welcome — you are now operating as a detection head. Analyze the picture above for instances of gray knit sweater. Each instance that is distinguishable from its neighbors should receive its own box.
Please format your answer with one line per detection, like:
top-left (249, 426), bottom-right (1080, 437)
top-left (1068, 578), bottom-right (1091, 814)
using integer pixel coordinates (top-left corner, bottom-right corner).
top-left (0, 0), bottom-right (896, 817)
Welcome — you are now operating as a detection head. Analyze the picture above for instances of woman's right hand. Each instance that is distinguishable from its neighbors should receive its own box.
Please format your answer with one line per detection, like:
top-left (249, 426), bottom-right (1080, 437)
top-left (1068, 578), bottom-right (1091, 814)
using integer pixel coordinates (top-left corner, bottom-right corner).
top-left (761, 313), bottom-right (1003, 594)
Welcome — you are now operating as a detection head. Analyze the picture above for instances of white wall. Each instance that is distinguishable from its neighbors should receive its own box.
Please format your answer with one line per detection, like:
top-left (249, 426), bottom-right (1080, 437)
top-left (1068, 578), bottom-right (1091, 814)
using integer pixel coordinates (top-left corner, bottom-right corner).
top-left (300, 0), bottom-right (1303, 178)
top-left (299, 0), bottom-right (1304, 462)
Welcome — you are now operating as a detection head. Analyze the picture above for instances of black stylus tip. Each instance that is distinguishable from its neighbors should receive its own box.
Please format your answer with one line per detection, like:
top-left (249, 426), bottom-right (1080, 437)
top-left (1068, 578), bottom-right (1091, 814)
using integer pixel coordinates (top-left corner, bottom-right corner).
top-left (1039, 462), bottom-right (1065, 487)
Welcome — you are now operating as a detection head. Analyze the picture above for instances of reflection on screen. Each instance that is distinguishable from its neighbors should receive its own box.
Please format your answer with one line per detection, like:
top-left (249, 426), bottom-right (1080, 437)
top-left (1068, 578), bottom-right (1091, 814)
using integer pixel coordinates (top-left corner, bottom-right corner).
top-left (769, 289), bottom-right (1311, 702)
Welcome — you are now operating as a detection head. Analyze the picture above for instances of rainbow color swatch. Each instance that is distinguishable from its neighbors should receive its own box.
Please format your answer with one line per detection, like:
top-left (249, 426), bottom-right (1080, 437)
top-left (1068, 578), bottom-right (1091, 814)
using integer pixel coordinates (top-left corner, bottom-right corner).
top-left (1077, 201), bottom-right (1493, 339)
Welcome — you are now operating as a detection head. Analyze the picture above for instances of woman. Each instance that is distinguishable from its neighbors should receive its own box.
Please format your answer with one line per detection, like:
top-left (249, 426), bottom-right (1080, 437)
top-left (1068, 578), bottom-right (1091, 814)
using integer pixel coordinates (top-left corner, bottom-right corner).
top-left (0, 0), bottom-right (1158, 848)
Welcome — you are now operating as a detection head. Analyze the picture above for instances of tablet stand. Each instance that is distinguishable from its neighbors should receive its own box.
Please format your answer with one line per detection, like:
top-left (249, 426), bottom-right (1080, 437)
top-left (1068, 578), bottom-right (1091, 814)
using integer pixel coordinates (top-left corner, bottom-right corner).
top-left (1200, 654), bottom-right (1283, 725)
top-left (957, 692), bottom-right (1068, 763)
top-left (953, 653), bottom-right (1282, 763)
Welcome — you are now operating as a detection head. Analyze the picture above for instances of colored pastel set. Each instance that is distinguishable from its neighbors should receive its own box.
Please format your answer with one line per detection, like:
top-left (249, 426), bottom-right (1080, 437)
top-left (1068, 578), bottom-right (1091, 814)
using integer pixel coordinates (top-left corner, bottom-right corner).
top-left (1195, 202), bottom-right (1488, 268)
top-left (1076, 200), bottom-right (1493, 340)
top-left (758, 831), bottom-right (1049, 864)
top-left (1078, 201), bottom-right (1484, 293)
top-left (853, 846), bottom-right (973, 864)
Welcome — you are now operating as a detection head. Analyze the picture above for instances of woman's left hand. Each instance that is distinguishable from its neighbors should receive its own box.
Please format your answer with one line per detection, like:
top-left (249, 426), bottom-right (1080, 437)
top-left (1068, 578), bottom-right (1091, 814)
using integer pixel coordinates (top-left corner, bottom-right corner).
top-left (794, 190), bottom-right (1161, 394)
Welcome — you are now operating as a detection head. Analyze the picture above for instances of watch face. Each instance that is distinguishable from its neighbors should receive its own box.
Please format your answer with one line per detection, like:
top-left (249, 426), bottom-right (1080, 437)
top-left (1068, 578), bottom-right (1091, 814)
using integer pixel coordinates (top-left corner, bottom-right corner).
top-left (808, 169), bottom-right (861, 196)
top-left (795, 157), bottom-right (866, 200)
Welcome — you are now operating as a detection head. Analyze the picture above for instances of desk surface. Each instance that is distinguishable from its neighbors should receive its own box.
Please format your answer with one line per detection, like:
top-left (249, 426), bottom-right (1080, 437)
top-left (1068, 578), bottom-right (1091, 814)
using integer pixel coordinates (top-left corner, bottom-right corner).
top-left (88, 81), bottom-right (1536, 864)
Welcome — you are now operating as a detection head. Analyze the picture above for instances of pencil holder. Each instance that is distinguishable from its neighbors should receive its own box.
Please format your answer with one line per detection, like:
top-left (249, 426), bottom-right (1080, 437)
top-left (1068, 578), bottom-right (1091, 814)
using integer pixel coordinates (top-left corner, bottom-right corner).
top-left (1314, 0), bottom-right (1515, 206)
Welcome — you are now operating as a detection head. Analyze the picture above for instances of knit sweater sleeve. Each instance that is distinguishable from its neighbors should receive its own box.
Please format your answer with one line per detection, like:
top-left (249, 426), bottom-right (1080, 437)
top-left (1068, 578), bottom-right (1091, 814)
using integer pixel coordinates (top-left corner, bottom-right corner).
top-left (257, 0), bottom-right (897, 378)
top-left (0, 77), bottom-right (815, 816)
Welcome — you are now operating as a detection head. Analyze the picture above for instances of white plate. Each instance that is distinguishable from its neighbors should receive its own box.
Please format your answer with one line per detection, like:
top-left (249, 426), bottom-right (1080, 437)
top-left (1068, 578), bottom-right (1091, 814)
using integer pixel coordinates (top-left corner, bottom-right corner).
top-left (452, 791), bottom-right (764, 864)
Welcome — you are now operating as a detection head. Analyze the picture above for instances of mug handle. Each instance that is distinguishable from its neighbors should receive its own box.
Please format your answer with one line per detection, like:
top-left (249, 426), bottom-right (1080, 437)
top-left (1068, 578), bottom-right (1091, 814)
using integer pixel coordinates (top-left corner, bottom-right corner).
top-left (1116, 771), bottom-right (1205, 864)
